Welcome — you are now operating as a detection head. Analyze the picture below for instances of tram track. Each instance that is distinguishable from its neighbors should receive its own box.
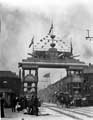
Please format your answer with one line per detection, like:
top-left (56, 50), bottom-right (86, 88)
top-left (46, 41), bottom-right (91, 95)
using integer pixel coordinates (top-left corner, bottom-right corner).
top-left (48, 107), bottom-right (83, 120)
top-left (63, 108), bottom-right (93, 118)
top-left (43, 104), bottom-right (92, 120)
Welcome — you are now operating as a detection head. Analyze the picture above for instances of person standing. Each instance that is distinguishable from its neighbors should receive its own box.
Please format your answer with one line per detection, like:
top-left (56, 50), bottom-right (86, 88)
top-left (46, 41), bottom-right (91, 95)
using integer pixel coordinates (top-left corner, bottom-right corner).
top-left (11, 95), bottom-right (16, 112)
top-left (33, 95), bottom-right (39, 116)
top-left (1, 94), bottom-right (5, 118)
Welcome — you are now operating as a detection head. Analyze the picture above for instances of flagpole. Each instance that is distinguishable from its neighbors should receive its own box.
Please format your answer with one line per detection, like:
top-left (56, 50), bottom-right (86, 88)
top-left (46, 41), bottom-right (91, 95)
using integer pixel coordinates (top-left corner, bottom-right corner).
top-left (51, 20), bottom-right (53, 35)
top-left (0, 18), bottom-right (1, 33)
top-left (33, 35), bottom-right (34, 53)
top-left (70, 37), bottom-right (73, 55)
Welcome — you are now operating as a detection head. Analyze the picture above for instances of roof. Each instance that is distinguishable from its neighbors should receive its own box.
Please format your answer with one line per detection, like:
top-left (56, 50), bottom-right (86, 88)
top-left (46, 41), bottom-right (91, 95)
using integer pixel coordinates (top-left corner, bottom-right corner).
top-left (0, 71), bottom-right (18, 78)
top-left (19, 56), bottom-right (87, 69)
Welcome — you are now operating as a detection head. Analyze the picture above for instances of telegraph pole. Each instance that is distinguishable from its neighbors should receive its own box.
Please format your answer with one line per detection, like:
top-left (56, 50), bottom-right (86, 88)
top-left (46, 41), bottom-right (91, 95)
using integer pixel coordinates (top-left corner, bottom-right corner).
top-left (86, 29), bottom-right (93, 41)
top-left (85, 29), bottom-right (93, 60)
top-left (0, 16), bottom-right (1, 33)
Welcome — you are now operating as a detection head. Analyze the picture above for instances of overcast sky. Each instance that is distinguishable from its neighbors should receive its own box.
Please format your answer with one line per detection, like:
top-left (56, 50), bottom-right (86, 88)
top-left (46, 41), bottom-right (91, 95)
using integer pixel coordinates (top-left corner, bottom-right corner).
top-left (1, 0), bottom-right (93, 87)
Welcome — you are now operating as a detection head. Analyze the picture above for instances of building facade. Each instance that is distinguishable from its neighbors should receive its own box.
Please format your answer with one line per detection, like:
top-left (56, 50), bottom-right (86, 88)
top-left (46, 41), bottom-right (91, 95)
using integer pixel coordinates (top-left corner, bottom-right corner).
top-left (0, 71), bottom-right (21, 107)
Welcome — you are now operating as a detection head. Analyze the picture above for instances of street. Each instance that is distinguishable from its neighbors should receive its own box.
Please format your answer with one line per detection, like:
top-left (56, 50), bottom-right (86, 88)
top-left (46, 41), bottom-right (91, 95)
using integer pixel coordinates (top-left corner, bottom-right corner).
top-left (0, 103), bottom-right (93, 120)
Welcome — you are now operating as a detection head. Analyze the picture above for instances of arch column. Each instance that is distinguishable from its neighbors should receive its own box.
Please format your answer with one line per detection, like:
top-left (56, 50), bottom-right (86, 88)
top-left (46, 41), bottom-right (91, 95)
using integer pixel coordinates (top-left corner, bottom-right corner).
top-left (21, 69), bottom-right (25, 95)
top-left (35, 68), bottom-right (38, 95)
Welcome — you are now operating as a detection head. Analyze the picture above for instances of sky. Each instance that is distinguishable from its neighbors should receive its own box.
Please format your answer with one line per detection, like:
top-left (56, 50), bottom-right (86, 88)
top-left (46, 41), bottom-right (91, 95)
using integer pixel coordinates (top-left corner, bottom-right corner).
top-left (1, 0), bottom-right (93, 88)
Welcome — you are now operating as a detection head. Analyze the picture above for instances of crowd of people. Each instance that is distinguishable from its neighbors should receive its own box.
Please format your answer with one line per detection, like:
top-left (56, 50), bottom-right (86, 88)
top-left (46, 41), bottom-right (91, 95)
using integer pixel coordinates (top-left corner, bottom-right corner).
top-left (0, 93), bottom-right (41, 118)
top-left (11, 94), bottom-right (41, 115)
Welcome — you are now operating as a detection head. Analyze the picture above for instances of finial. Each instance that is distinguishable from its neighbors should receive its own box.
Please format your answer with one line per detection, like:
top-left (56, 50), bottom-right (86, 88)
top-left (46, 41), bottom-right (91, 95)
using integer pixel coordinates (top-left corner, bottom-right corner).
top-left (50, 43), bottom-right (56, 48)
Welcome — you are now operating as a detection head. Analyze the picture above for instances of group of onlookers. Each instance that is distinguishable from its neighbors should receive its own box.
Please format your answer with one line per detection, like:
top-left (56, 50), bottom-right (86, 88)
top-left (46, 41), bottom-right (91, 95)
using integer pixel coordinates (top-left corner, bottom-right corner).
top-left (11, 94), bottom-right (41, 115)
top-left (0, 93), bottom-right (41, 118)
top-left (11, 95), bottom-right (22, 112)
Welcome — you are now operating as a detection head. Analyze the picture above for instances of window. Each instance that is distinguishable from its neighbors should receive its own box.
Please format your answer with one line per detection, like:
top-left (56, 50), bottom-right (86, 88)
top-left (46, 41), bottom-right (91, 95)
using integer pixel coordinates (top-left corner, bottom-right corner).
top-left (24, 88), bottom-right (27, 92)
top-left (24, 83), bottom-right (27, 87)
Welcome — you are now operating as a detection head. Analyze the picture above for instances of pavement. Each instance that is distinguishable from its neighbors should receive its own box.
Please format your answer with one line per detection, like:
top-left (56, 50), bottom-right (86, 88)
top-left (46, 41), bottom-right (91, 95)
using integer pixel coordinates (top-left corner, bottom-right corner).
top-left (0, 107), bottom-right (71, 120)
top-left (0, 103), bottom-right (93, 120)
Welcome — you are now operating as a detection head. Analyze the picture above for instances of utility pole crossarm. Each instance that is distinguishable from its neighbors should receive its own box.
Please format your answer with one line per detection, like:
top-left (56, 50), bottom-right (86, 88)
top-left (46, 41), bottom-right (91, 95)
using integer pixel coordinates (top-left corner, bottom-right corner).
top-left (86, 29), bottom-right (93, 41)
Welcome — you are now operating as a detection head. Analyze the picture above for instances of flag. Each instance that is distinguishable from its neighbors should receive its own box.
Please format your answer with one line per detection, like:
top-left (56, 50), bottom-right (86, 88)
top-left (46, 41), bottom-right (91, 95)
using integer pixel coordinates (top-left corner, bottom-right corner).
top-left (43, 73), bottom-right (50, 78)
top-left (48, 23), bottom-right (53, 35)
top-left (29, 36), bottom-right (34, 48)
